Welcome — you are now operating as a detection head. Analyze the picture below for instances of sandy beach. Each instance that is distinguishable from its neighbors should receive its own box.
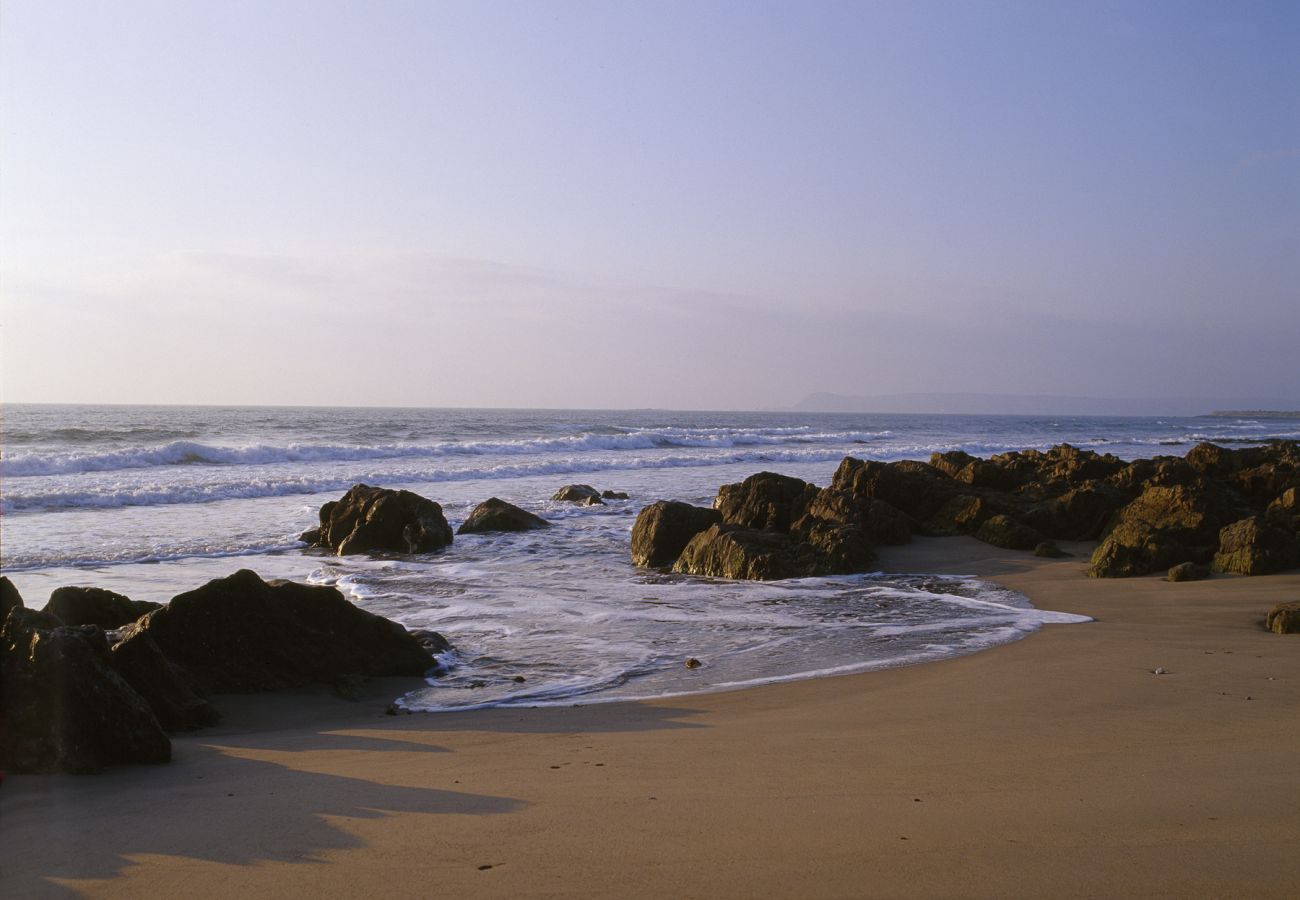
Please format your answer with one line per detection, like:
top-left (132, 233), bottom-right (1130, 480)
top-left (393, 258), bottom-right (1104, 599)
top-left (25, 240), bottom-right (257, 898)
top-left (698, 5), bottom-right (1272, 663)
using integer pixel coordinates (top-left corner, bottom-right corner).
top-left (4, 536), bottom-right (1298, 899)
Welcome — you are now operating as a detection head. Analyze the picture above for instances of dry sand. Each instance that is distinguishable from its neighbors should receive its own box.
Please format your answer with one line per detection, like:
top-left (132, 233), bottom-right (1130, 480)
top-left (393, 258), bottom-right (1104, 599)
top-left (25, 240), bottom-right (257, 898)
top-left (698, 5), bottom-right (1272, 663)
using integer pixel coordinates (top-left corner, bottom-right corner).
top-left (4, 537), bottom-right (1298, 899)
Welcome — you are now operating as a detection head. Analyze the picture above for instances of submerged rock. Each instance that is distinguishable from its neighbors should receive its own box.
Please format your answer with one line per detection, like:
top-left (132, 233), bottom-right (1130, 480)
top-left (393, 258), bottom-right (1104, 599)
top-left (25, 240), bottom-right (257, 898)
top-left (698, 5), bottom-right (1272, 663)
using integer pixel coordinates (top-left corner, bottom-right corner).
top-left (1, 608), bottom-right (171, 774)
top-left (552, 484), bottom-right (604, 505)
top-left (601, 490), bottom-right (630, 500)
top-left (135, 569), bottom-right (439, 693)
top-left (44, 586), bottom-right (162, 629)
top-left (308, 484), bottom-right (453, 555)
top-left (630, 500), bottom-right (722, 568)
top-left (458, 497), bottom-right (550, 534)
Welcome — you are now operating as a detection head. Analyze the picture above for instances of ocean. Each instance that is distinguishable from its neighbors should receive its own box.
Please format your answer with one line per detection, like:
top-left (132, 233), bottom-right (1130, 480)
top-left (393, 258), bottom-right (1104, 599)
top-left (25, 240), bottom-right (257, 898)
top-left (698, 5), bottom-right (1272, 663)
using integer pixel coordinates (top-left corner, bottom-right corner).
top-left (4, 405), bottom-right (1293, 711)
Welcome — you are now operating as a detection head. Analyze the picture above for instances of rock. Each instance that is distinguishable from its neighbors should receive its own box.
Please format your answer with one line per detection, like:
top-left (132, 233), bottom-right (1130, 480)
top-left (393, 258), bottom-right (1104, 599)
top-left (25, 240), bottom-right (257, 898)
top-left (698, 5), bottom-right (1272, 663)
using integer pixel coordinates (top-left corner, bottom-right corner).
top-left (803, 488), bottom-right (913, 545)
top-left (1266, 487), bottom-right (1300, 527)
top-left (409, 629), bottom-right (452, 655)
top-left (924, 494), bottom-right (999, 536)
top-left (1, 609), bottom-right (170, 774)
top-left (630, 500), bottom-right (722, 568)
top-left (552, 484), bottom-right (605, 505)
top-left (825, 458), bottom-right (959, 531)
top-left (685, 658), bottom-right (702, 669)
top-left (458, 497), bottom-right (550, 534)
top-left (789, 518), bottom-right (876, 572)
top-left (1265, 601), bottom-right (1300, 634)
top-left (672, 524), bottom-right (825, 581)
top-left (1167, 562), bottom-right (1210, 582)
top-left (714, 472), bottom-right (819, 533)
top-left (1023, 484), bottom-right (1126, 542)
top-left (43, 586), bottom-right (162, 629)
top-left (601, 490), bottom-right (629, 500)
top-left (974, 515), bottom-right (1045, 551)
top-left (1, 576), bottom-right (25, 621)
top-left (135, 569), bottom-right (438, 693)
top-left (1212, 516), bottom-right (1300, 575)
top-left (1034, 542), bottom-right (1071, 558)
top-left (928, 450), bottom-right (978, 479)
top-left (110, 626), bottom-right (221, 731)
top-left (309, 484), bottom-right (453, 555)
top-left (298, 527), bottom-right (321, 544)
top-left (1089, 484), bottom-right (1236, 578)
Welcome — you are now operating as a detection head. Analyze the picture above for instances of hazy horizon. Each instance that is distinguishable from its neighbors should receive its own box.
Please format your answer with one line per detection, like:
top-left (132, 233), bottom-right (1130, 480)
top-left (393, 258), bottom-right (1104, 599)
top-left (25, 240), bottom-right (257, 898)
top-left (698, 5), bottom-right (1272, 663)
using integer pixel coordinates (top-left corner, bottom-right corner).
top-left (3, 2), bottom-right (1297, 410)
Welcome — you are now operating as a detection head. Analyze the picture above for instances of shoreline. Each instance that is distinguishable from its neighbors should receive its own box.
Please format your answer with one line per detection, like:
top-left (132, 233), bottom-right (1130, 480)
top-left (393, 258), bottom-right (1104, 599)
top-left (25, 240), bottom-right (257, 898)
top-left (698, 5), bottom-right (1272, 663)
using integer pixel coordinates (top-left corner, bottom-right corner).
top-left (5, 536), bottom-right (1299, 897)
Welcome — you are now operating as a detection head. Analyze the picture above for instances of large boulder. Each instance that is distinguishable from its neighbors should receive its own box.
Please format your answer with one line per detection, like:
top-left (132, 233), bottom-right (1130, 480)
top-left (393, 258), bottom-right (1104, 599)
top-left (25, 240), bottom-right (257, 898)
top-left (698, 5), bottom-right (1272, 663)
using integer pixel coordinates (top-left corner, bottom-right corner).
top-left (1212, 516), bottom-right (1300, 576)
top-left (1266, 602), bottom-right (1300, 634)
top-left (1, 576), bottom-right (24, 620)
top-left (714, 472), bottom-right (819, 532)
top-left (825, 458), bottom-right (959, 531)
top-left (924, 494), bottom-right (999, 536)
top-left (1, 608), bottom-right (171, 774)
top-left (803, 487), bottom-right (913, 545)
top-left (1089, 484), bottom-right (1233, 578)
top-left (458, 498), bottom-right (550, 534)
top-left (974, 515), bottom-right (1045, 551)
top-left (789, 518), bottom-right (876, 572)
top-left (309, 484), bottom-right (453, 555)
top-left (673, 524), bottom-right (826, 581)
top-left (110, 626), bottom-right (221, 731)
top-left (44, 586), bottom-right (162, 629)
top-left (630, 501), bottom-right (722, 568)
top-left (135, 569), bottom-right (438, 693)
top-left (1023, 484), bottom-right (1126, 542)
top-left (552, 484), bottom-right (604, 505)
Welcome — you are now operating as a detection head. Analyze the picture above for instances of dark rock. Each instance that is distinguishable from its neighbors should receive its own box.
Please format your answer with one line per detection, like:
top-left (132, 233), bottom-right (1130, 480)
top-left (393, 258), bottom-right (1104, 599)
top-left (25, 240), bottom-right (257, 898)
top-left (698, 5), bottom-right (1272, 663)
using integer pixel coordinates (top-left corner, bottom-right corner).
top-left (1212, 516), bottom-right (1300, 575)
top-left (1, 576), bottom-right (24, 620)
top-left (1023, 484), bottom-right (1126, 542)
top-left (714, 472), bottom-right (819, 533)
top-left (1, 610), bottom-right (170, 774)
top-left (803, 488), bottom-right (913, 545)
top-left (1089, 484), bottom-right (1233, 578)
top-left (44, 586), bottom-right (162, 629)
top-left (135, 569), bottom-right (438, 693)
top-left (110, 626), bottom-right (221, 731)
top-left (928, 450), bottom-right (978, 479)
top-left (298, 527), bottom-right (322, 544)
top-left (409, 629), bottom-right (452, 655)
top-left (825, 458), bottom-right (959, 531)
top-left (1266, 601), bottom-right (1300, 634)
top-left (308, 484), bottom-right (453, 555)
top-left (789, 518), bottom-right (876, 572)
top-left (974, 515), bottom-right (1045, 551)
top-left (925, 494), bottom-right (998, 536)
top-left (630, 501), bottom-right (722, 568)
top-left (673, 524), bottom-right (826, 581)
top-left (1109, 457), bottom-right (1198, 492)
top-left (1266, 487), bottom-right (1300, 527)
top-left (552, 484), bottom-right (604, 505)
top-left (1034, 542), bottom-right (1071, 558)
top-left (1167, 562), bottom-right (1210, 582)
top-left (458, 497), bottom-right (550, 534)
top-left (601, 490), bottom-right (629, 500)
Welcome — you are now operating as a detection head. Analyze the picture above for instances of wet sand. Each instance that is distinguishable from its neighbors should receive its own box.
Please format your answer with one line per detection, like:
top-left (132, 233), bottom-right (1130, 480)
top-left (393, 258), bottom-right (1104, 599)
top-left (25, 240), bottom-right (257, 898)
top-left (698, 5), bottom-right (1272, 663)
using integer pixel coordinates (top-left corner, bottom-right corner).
top-left (4, 537), bottom-right (1298, 898)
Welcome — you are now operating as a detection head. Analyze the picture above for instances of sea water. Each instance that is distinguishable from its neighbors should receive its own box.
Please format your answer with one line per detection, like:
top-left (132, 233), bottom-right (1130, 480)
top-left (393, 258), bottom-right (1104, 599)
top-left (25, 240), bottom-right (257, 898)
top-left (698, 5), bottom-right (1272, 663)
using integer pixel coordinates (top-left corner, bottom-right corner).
top-left (4, 405), bottom-right (1291, 710)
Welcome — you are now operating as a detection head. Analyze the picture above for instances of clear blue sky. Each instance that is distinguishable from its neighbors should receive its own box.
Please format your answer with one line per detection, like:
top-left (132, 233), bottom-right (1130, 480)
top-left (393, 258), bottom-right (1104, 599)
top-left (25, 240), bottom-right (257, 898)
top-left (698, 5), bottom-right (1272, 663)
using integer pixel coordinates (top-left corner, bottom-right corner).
top-left (3, 1), bottom-right (1297, 409)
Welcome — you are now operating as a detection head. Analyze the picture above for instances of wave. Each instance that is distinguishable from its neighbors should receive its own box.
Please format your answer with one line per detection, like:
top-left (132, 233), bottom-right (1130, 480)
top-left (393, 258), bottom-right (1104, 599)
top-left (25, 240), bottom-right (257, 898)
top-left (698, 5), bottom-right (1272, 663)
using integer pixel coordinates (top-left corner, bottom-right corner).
top-left (1, 427), bottom-right (892, 477)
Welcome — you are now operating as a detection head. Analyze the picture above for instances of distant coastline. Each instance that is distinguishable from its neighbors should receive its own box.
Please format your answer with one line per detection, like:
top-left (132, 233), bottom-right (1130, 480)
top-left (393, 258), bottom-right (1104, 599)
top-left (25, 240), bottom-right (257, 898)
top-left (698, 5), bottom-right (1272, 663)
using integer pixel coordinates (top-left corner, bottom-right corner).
top-left (1206, 410), bottom-right (1300, 420)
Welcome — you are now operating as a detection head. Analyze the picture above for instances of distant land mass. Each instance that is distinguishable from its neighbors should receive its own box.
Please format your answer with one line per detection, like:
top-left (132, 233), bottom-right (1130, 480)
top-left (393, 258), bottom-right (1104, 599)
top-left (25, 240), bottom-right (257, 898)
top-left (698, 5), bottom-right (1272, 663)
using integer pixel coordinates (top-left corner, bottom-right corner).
top-left (789, 392), bottom-right (1300, 417)
top-left (1208, 410), bottom-right (1300, 420)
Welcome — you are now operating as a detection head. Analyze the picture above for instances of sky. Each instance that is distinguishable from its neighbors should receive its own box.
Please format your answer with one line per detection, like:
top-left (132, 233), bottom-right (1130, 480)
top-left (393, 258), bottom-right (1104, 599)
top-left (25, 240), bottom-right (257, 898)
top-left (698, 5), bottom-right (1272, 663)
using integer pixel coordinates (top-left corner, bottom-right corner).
top-left (2, 0), bottom-right (1297, 411)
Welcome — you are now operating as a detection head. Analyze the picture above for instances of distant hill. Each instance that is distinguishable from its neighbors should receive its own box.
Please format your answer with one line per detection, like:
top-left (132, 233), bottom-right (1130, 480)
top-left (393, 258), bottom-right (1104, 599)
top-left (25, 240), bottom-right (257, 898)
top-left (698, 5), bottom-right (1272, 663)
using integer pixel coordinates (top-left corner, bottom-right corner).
top-left (789, 392), bottom-right (1300, 417)
top-left (1207, 410), bottom-right (1300, 420)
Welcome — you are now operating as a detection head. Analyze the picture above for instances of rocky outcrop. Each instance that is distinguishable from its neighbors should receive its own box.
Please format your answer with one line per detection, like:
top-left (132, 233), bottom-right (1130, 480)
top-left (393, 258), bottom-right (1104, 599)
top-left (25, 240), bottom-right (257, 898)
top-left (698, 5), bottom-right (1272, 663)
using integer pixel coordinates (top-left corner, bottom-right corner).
top-left (134, 569), bottom-right (438, 693)
top-left (1212, 516), bottom-right (1300, 576)
top-left (1089, 484), bottom-right (1237, 578)
top-left (715, 472), bottom-right (819, 533)
top-left (552, 485), bottom-right (604, 505)
top-left (43, 586), bottom-right (162, 629)
top-left (630, 501), bottom-right (722, 568)
top-left (673, 524), bottom-right (829, 581)
top-left (1266, 601), bottom-right (1300, 634)
top-left (1, 608), bottom-right (171, 774)
top-left (458, 498), bottom-right (550, 534)
top-left (307, 484), bottom-right (453, 555)
top-left (110, 626), bottom-right (221, 731)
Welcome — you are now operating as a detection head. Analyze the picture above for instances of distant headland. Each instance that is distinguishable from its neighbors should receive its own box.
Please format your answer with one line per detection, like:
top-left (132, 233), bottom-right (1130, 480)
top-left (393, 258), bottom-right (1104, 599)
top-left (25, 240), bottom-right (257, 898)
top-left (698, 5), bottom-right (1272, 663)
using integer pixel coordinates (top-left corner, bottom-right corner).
top-left (789, 392), bottom-right (1300, 418)
top-left (1207, 410), bottom-right (1300, 420)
